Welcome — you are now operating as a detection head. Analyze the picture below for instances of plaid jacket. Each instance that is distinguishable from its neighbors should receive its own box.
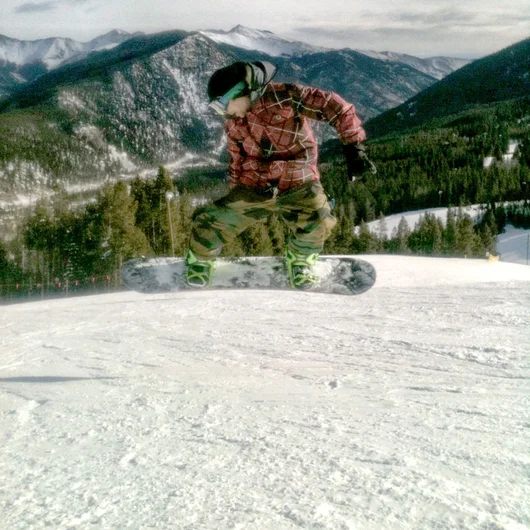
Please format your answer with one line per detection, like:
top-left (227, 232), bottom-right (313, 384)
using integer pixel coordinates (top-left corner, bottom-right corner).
top-left (224, 82), bottom-right (366, 192)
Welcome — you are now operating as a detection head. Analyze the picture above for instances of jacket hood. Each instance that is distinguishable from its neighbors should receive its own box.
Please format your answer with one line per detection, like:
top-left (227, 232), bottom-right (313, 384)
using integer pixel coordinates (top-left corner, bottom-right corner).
top-left (246, 61), bottom-right (278, 104)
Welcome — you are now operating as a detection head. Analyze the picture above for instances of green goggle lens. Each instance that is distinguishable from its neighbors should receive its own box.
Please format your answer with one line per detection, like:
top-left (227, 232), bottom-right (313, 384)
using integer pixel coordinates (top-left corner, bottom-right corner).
top-left (209, 81), bottom-right (247, 116)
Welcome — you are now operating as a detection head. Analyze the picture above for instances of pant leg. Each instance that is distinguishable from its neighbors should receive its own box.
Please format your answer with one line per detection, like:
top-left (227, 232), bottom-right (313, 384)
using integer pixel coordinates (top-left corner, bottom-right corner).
top-left (276, 181), bottom-right (337, 255)
top-left (189, 186), bottom-right (277, 259)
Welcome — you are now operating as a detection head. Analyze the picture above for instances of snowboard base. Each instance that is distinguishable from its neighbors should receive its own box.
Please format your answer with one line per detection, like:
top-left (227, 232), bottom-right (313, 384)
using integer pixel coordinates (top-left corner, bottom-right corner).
top-left (122, 256), bottom-right (376, 296)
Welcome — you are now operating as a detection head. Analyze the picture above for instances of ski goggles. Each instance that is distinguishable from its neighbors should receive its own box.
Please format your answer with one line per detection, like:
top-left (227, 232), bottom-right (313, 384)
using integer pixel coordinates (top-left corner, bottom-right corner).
top-left (209, 81), bottom-right (247, 116)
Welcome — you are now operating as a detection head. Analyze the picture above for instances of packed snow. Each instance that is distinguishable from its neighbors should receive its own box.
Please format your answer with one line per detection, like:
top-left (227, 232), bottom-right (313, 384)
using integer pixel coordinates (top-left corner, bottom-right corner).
top-left (1, 255), bottom-right (529, 530)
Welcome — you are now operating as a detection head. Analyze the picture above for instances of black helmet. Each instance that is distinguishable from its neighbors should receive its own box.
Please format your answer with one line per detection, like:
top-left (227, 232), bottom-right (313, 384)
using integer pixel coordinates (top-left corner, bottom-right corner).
top-left (207, 61), bottom-right (277, 107)
top-left (207, 62), bottom-right (249, 102)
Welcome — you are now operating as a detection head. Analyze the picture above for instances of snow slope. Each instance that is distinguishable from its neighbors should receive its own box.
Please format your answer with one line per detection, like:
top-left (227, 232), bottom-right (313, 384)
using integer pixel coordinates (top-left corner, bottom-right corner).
top-left (1, 256), bottom-right (529, 530)
top-left (365, 205), bottom-right (484, 235)
top-left (365, 205), bottom-right (530, 265)
top-left (497, 224), bottom-right (530, 265)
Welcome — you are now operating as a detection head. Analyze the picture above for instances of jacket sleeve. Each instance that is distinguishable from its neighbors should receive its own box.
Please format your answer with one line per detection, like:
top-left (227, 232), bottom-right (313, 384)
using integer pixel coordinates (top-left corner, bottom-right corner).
top-left (289, 84), bottom-right (366, 145)
top-left (225, 122), bottom-right (243, 188)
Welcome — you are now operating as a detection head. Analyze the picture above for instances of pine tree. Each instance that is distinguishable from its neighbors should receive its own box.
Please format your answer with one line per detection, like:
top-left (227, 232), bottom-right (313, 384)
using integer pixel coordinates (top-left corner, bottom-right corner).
top-left (444, 208), bottom-right (457, 255)
top-left (23, 198), bottom-right (56, 285)
top-left (396, 216), bottom-right (411, 253)
top-left (221, 234), bottom-right (245, 257)
top-left (409, 213), bottom-right (443, 255)
top-left (98, 181), bottom-right (150, 275)
top-left (130, 166), bottom-right (176, 255)
top-left (377, 212), bottom-right (388, 247)
top-left (0, 240), bottom-right (23, 293)
top-left (173, 192), bottom-right (194, 256)
top-left (130, 176), bottom-right (151, 238)
top-left (478, 208), bottom-right (498, 255)
top-left (150, 166), bottom-right (175, 255)
top-left (355, 220), bottom-right (378, 253)
top-left (329, 204), bottom-right (354, 254)
top-left (455, 209), bottom-right (481, 257)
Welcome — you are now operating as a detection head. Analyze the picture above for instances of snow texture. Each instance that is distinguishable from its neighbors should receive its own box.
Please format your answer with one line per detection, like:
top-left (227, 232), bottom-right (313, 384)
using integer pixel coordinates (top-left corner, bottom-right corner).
top-left (1, 255), bottom-right (529, 530)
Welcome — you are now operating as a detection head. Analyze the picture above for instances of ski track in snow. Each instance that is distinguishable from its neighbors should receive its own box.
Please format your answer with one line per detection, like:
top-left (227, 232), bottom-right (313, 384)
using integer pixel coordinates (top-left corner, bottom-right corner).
top-left (1, 256), bottom-right (529, 530)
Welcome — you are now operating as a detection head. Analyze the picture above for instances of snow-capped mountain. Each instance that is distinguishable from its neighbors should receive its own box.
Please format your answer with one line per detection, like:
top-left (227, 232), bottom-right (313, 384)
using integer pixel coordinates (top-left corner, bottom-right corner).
top-left (0, 26), bottom-right (471, 101)
top-left (0, 34), bottom-right (84, 70)
top-left (82, 29), bottom-right (136, 54)
top-left (0, 30), bottom-right (438, 203)
top-left (0, 30), bottom-right (140, 98)
top-left (358, 50), bottom-right (471, 80)
top-left (0, 30), bottom-right (136, 69)
top-left (200, 25), bottom-right (328, 57)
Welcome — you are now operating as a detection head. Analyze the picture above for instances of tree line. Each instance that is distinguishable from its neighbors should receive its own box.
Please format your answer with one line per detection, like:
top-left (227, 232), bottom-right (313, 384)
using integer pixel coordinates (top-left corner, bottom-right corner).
top-left (2, 175), bottom-right (525, 301)
top-left (320, 98), bottom-right (530, 224)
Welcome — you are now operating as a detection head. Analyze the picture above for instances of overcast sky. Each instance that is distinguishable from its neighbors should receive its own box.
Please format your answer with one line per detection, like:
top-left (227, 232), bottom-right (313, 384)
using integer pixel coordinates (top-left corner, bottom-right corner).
top-left (0, 0), bottom-right (528, 58)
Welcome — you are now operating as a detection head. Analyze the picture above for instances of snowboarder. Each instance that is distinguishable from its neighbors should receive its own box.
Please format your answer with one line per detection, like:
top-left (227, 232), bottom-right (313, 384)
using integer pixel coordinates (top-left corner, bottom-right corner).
top-left (185, 60), bottom-right (376, 289)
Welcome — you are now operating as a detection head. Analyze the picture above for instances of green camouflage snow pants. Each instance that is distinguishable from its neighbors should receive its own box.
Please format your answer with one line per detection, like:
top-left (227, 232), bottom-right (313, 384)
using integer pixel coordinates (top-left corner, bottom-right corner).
top-left (189, 181), bottom-right (337, 259)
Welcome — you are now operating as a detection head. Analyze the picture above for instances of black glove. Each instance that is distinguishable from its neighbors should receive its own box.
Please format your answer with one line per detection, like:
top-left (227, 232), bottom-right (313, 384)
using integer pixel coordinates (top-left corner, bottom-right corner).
top-left (342, 143), bottom-right (377, 182)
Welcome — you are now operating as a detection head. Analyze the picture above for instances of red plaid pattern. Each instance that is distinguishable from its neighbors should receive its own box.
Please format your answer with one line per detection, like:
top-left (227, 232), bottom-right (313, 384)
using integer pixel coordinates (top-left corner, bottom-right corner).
top-left (225, 82), bottom-right (366, 192)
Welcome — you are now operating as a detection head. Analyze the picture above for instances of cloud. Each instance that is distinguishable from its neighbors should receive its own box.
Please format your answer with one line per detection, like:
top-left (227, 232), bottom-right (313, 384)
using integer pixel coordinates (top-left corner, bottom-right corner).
top-left (388, 8), bottom-right (478, 28)
top-left (290, 10), bottom-right (528, 58)
top-left (293, 5), bottom-right (530, 43)
top-left (14, 0), bottom-right (95, 14)
top-left (387, 8), bottom-right (530, 32)
top-left (14, 1), bottom-right (58, 13)
top-left (295, 5), bottom-right (530, 35)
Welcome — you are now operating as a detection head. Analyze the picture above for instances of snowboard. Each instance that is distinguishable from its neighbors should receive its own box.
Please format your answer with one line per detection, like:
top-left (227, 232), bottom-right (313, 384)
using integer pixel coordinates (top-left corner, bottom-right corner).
top-left (122, 256), bottom-right (376, 296)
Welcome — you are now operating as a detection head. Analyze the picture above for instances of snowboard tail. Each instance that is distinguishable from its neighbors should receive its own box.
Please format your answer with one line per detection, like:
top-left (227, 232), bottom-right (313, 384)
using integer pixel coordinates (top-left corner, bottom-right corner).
top-left (122, 256), bottom-right (376, 296)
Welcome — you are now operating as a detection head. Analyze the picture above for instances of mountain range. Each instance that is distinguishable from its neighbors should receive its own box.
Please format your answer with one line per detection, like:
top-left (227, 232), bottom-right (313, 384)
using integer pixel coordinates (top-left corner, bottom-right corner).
top-left (367, 37), bottom-right (530, 137)
top-left (0, 30), bottom-right (141, 99)
top-left (0, 25), bottom-right (469, 101)
top-left (201, 26), bottom-right (470, 80)
top-left (0, 26), bottom-right (526, 218)
top-left (0, 27), bottom-right (447, 201)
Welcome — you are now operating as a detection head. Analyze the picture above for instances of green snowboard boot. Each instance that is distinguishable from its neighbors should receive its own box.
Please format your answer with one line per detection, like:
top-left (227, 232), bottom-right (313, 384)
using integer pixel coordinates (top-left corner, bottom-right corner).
top-left (185, 250), bottom-right (216, 288)
top-left (285, 249), bottom-right (320, 290)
